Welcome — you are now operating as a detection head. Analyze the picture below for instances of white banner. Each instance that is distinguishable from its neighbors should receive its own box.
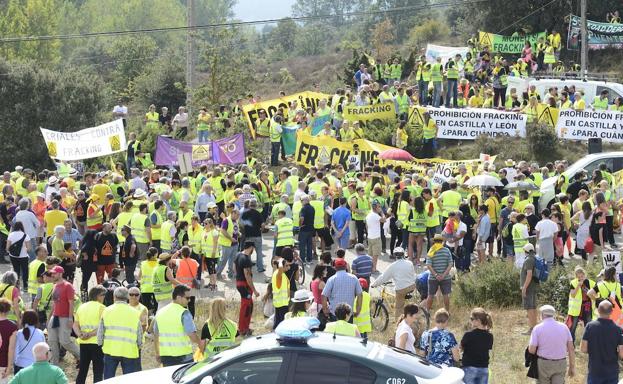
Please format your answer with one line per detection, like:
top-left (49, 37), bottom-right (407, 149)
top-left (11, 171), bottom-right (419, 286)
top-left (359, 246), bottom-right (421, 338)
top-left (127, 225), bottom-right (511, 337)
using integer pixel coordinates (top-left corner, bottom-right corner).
top-left (556, 110), bottom-right (623, 142)
top-left (426, 108), bottom-right (527, 139)
top-left (40, 120), bottom-right (127, 161)
top-left (425, 44), bottom-right (469, 63)
top-left (432, 163), bottom-right (452, 185)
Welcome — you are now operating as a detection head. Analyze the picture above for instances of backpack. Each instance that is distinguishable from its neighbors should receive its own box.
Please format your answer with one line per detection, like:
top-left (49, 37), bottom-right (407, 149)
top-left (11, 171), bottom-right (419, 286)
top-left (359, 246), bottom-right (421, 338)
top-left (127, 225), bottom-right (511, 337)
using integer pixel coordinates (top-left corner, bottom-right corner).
top-left (501, 222), bottom-right (513, 240)
top-left (103, 279), bottom-right (122, 306)
top-left (533, 256), bottom-right (549, 282)
top-left (8, 233), bottom-right (26, 257)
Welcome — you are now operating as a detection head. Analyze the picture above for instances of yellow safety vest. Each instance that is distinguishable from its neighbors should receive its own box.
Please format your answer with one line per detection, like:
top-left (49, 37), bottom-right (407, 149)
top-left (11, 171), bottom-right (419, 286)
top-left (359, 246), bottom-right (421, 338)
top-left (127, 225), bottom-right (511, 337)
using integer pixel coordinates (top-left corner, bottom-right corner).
top-left (202, 228), bottom-right (219, 258)
top-left (532, 173), bottom-right (543, 197)
top-left (324, 320), bottom-right (358, 337)
top-left (150, 210), bottom-right (162, 241)
top-left (116, 211), bottom-right (134, 243)
top-left (27, 259), bottom-right (44, 295)
top-left (160, 220), bottom-right (175, 251)
top-left (512, 222), bottom-right (528, 253)
top-left (256, 118), bottom-right (271, 137)
top-left (155, 303), bottom-right (193, 357)
top-left (425, 199), bottom-right (441, 228)
top-left (140, 260), bottom-right (157, 293)
top-left (353, 195), bottom-right (370, 221)
top-left (292, 201), bottom-right (302, 228)
top-left (440, 190), bottom-right (461, 217)
top-left (178, 209), bottom-right (193, 226)
top-left (86, 203), bottom-right (103, 227)
top-left (209, 176), bottom-right (225, 203)
top-left (272, 271), bottom-right (290, 308)
top-left (353, 291), bottom-right (371, 334)
top-left (275, 217), bottom-right (294, 247)
top-left (308, 181), bottom-right (327, 197)
top-left (205, 319), bottom-right (237, 354)
top-left (397, 200), bottom-right (410, 226)
top-left (310, 200), bottom-right (325, 229)
top-left (218, 217), bottom-right (235, 247)
top-left (431, 63), bottom-right (443, 82)
top-left (130, 213), bottom-right (149, 244)
top-left (423, 120), bottom-right (436, 140)
top-left (396, 94), bottom-right (410, 114)
top-left (102, 303), bottom-right (141, 358)
top-left (76, 301), bottom-right (105, 344)
top-left (596, 281), bottom-right (623, 304)
top-left (152, 264), bottom-right (173, 302)
top-left (270, 123), bottom-right (282, 143)
top-left (188, 224), bottom-right (203, 254)
top-left (568, 278), bottom-right (595, 317)
top-left (37, 283), bottom-right (53, 313)
top-left (408, 208), bottom-right (427, 233)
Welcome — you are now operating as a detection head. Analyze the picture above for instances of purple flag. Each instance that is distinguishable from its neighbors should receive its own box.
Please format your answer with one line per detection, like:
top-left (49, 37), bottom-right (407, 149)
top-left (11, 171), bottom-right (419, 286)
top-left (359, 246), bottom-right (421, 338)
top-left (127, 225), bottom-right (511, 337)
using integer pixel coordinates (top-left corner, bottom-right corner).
top-left (154, 134), bottom-right (245, 167)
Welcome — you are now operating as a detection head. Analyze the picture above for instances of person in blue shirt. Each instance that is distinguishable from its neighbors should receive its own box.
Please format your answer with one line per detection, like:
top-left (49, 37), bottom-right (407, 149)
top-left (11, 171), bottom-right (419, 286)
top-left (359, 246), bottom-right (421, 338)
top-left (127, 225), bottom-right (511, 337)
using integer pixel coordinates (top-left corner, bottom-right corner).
top-left (416, 270), bottom-right (430, 307)
top-left (353, 64), bottom-right (365, 88)
top-left (351, 243), bottom-right (373, 285)
top-left (331, 197), bottom-right (351, 250)
top-left (420, 308), bottom-right (460, 366)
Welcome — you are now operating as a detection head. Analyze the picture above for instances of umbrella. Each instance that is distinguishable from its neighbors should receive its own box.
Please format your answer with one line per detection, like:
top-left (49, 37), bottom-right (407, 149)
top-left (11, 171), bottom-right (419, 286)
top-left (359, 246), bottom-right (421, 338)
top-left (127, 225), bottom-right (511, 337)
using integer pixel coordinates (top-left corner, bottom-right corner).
top-left (504, 181), bottom-right (539, 191)
top-left (464, 175), bottom-right (503, 187)
top-left (378, 148), bottom-right (414, 161)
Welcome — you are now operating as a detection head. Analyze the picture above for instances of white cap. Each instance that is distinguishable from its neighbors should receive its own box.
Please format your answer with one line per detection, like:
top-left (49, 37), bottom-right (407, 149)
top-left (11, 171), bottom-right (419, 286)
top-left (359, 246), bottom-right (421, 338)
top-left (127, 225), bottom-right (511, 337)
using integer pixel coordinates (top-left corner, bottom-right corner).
top-left (523, 243), bottom-right (534, 252)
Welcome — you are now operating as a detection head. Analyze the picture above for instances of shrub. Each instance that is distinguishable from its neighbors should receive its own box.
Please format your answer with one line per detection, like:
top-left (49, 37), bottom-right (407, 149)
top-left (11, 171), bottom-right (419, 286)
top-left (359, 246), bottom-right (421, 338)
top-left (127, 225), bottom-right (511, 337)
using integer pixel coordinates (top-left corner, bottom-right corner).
top-left (537, 265), bottom-right (570, 315)
top-left (526, 123), bottom-right (560, 163)
top-left (454, 260), bottom-right (521, 308)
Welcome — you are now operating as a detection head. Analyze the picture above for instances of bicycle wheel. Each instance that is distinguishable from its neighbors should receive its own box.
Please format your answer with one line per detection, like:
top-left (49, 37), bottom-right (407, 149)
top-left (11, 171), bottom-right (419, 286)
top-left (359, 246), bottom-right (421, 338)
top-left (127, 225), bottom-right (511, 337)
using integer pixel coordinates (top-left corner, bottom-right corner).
top-left (297, 264), bottom-right (306, 285)
top-left (371, 298), bottom-right (389, 332)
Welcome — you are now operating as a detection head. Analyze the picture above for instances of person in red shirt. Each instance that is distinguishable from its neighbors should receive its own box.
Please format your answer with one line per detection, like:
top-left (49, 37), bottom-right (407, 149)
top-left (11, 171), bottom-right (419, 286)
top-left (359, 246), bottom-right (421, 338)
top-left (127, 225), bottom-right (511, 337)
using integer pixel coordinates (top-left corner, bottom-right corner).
top-left (47, 265), bottom-right (80, 366)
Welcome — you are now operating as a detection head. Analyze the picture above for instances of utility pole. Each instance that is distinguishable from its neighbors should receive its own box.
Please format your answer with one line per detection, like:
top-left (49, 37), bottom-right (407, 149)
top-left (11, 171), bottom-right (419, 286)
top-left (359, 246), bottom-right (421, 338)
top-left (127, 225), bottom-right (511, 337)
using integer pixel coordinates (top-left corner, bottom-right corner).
top-left (580, 0), bottom-right (588, 79)
top-left (186, 0), bottom-right (195, 110)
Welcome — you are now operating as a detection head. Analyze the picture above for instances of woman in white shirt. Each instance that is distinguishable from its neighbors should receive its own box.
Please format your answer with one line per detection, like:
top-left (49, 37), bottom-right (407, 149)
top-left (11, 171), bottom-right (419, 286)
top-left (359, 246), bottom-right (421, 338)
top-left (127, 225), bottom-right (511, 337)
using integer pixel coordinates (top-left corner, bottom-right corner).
top-left (6, 222), bottom-right (31, 291)
top-left (394, 304), bottom-right (421, 353)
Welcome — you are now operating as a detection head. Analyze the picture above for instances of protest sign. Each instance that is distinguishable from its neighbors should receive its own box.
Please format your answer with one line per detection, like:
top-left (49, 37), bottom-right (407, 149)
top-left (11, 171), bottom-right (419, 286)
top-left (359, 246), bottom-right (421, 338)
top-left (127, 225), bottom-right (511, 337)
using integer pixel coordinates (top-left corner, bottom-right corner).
top-left (478, 31), bottom-right (546, 53)
top-left (408, 107), bottom-right (527, 139)
top-left (556, 110), bottom-right (623, 142)
top-left (425, 44), bottom-right (470, 62)
top-left (431, 163), bottom-right (453, 185)
top-left (603, 250), bottom-right (622, 274)
top-left (242, 91), bottom-right (331, 138)
top-left (567, 14), bottom-right (623, 50)
top-left (40, 119), bottom-right (126, 161)
top-left (155, 134), bottom-right (245, 167)
top-left (343, 103), bottom-right (396, 122)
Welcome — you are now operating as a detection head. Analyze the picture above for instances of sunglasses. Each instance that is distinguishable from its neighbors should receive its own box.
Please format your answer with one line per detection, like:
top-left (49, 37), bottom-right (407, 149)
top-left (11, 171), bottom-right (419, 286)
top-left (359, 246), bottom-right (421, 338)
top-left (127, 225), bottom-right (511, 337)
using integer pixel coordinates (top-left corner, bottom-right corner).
top-left (129, 293), bottom-right (140, 297)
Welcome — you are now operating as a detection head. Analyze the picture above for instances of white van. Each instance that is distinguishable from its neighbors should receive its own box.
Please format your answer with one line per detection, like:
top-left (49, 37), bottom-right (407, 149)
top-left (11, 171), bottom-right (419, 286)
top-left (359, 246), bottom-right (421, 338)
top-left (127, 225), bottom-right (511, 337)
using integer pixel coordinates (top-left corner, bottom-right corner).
top-left (507, 77), bottom-right (623, 105)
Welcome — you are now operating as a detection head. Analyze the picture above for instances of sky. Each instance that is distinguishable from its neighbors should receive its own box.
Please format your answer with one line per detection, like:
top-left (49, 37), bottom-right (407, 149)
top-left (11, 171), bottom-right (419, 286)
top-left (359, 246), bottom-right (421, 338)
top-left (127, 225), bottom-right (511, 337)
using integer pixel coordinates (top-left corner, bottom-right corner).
top-left (234, 0), bottom-right (295, 22)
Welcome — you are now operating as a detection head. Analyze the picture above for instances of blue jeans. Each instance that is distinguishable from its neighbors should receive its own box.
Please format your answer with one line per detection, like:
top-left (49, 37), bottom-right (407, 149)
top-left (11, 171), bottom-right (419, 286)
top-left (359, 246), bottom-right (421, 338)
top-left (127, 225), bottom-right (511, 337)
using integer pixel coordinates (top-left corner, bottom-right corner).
top-left (28, 238), bottom-right (37, 261)
top-left (103, 354), bottom-right (140, 379)
top-left (160, 354), bottom-right (192, 367)
top-left (270, 141), bottom-right (281, 166)
top-left (216, 245), bottom-right (238, 276)
top-left (198, 129), bottom-right (209, 143)
top-left (463, 366), bottom-right (489, 384)
top-left (246, 236), bottom-right (264, 272)
top-left (432, 81), bottom-right (442, 107)
top-left (588, 373), bottom-right (619, 384)
top-left (299, 230), bottom-right (314, 262)
top-left (418, 80), bottom-right (429, 105)
top-left (445, 79), bottom-right (458, 108)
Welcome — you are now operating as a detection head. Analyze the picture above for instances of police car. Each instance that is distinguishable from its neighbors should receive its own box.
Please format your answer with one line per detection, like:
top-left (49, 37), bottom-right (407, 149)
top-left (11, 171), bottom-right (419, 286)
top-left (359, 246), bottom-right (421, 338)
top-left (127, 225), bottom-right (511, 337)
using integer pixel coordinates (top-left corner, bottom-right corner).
top-left (100, 318), bottom-right (464, 384)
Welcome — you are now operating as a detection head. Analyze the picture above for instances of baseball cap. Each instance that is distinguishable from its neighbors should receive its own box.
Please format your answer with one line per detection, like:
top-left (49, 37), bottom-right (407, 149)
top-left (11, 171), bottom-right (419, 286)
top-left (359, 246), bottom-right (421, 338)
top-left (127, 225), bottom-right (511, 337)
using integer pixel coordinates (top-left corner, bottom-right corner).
top-left (358, 278), bottom-right (369, 290)
top-left (334, 258), bottom-right (347, 269)
top-left (539, 305), bottom-right (556, 317)
top-left (523, 243), bottom-right (534, 252)
top-left (50, 266), bottom-right (64, 275)
top-left (393, 247), bottom-right (405, 256)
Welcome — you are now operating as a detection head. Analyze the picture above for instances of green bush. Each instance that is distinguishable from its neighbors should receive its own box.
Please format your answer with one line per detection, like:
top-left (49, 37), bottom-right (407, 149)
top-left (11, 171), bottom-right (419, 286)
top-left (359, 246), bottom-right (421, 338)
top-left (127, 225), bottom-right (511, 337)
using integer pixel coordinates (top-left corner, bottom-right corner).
top-left (526, 123), bottom-right (560, 163)
top-left (454, 260), bottom-right (521, 308)
top-left (537, 265), bottom-right (570, 315)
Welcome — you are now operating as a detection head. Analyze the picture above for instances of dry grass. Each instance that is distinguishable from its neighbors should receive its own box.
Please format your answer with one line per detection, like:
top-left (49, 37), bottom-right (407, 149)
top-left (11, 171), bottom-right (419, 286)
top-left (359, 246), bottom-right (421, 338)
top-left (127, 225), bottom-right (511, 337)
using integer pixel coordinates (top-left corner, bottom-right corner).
top-left (58, 296), bottom-right (591, 384)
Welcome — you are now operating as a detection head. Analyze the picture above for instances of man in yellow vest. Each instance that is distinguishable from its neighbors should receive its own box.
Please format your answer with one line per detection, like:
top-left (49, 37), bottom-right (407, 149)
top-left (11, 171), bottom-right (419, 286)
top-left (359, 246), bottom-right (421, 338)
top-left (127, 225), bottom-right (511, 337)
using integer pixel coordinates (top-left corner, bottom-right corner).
top-left (216, 208), bottom-right (240, 278)
top-left (130, 203), bottom-right (151, 258)
top-left (438, 179), bottom-right (462, 224)
top-left (445, 59), bottom-right (459, 108)
top-left (153, 285), bottom-right (200, 366)
top-left (269, 115), bottom-right (283, 166)
top-left (98, 286), bottom-right (143, 378)
top-left (160, 211), bottom-right (177, 253)
top-left (567, 266), bottom-right (595, 344)
top-left (73, 285), bottom-right (106, 384)
top-left (324, 303), bottom-right (360, 337)
top-left (272, 256), bottom-right (291, 330)
top-left (27, 245), bottom-right (48, 301)
top-left (431, 56), bottom-right (444, 107)
top-left (209, 167), bottom-right (227, 213)
top-left (274, 209), bottom-right (294, 257)
top-left (149, 200), bottom-right (164, 252)
top-left (592, 90), bottom-right (610, 110)
top-left (353, 278), bottom-right (371, 338)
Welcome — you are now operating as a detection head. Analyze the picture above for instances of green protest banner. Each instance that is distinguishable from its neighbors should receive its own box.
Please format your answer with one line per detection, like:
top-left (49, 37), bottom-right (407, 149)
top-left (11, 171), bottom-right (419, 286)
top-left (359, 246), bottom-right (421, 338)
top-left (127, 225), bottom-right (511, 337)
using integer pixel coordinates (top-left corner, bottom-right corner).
top-left (478, 31), bottom-right (546, 53)
top-left (567, 14), bottom-right (623, 50)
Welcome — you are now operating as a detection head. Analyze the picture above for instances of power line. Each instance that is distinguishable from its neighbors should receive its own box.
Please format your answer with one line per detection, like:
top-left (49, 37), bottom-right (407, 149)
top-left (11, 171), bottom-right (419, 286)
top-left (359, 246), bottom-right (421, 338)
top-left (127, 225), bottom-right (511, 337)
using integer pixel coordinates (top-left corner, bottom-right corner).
top-left (497, 0), bottom-right (562, 34)
top-left (0, 0), bottom-right (489, 43)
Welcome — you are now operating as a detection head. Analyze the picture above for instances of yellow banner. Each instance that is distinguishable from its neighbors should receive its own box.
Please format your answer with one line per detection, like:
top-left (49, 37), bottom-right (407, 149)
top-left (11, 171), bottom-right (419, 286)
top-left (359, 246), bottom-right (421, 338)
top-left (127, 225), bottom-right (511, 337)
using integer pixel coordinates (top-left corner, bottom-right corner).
top-left (294, 132), bottom-right (492, 176)
top-left (242, 91), bottom-right (331, 138)
top-left (343, 102), bottom-right (397, 122)
top-left (536, 104), bottom-right (559, 127)
top-left (192, 145), bottom-right (211, 161)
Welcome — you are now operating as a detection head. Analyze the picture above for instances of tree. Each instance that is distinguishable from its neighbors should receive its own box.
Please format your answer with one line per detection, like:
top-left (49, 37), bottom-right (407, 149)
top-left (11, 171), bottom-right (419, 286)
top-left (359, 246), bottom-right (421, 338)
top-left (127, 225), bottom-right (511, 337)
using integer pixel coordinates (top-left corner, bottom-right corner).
top-left (268, 18), bottom-right (298, 53)
top-left (133, 57), bottom-right (187, 113)
top-left (103, 35), bottom-right (159, 94)
top-left (369, 18), bottom-right (395, 61)
top-left (294, 22), bottom-right (327, 56)
top-left (292, 0), bottom-right (356, 27)
top-left (0, 59), bottom-right (104, 170)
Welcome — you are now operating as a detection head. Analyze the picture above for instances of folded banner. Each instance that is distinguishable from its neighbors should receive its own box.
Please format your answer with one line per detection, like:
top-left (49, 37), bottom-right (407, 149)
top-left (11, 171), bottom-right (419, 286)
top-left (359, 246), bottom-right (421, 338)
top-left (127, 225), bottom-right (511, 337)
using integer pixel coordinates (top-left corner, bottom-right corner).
top-left (282, 124), bottom-right (299, 156)
top-left (343, 103), bottom-right (396, 122)
top-left (40, 119), bottom-right (126, 161)
top-left (478, 31), bottom-right (546, 53)
top-left (567, 14), bottom-right (623, 50)
top-left (408, 107), bottom-right (527, 139)
top-left (243, 91), bottom-right (331, 138)
top-left (425, 44), bottom-right (470, 62)
top-left (556, 110), bottom-right (623, 142)
top-left (155, 134), bottom-right (245, 167)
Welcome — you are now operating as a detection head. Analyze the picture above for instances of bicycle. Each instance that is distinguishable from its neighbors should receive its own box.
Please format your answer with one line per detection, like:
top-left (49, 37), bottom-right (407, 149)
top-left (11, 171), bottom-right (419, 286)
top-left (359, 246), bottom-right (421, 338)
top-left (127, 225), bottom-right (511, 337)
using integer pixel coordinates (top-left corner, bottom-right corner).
top-left (371, 282), bottom-right (430, 344)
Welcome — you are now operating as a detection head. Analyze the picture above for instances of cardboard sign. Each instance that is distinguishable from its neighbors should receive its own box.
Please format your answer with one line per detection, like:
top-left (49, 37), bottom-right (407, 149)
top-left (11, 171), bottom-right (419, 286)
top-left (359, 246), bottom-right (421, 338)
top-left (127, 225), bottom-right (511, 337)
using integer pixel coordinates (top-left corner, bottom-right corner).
top-left (603, 250), bottom-right (622, 274)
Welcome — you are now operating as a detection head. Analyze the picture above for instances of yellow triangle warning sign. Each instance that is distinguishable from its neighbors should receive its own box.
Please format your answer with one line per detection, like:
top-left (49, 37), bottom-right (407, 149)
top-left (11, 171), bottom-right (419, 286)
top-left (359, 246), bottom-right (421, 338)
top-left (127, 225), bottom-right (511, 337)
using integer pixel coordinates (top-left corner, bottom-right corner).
top-left (478, 32), bottom-right (492, 48)
top-left (47, 142), bottom-right (57, 158)
top-left (192, 145), bottom-right (211, 161)
top-left (536, 105), bottom-right (559, 127)
top-left (407, 107), bottom-right (425, 128)
top-left (318, 146), bottom-right (330, 165)
top-left (102, 241), bottom-right (113, 256)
